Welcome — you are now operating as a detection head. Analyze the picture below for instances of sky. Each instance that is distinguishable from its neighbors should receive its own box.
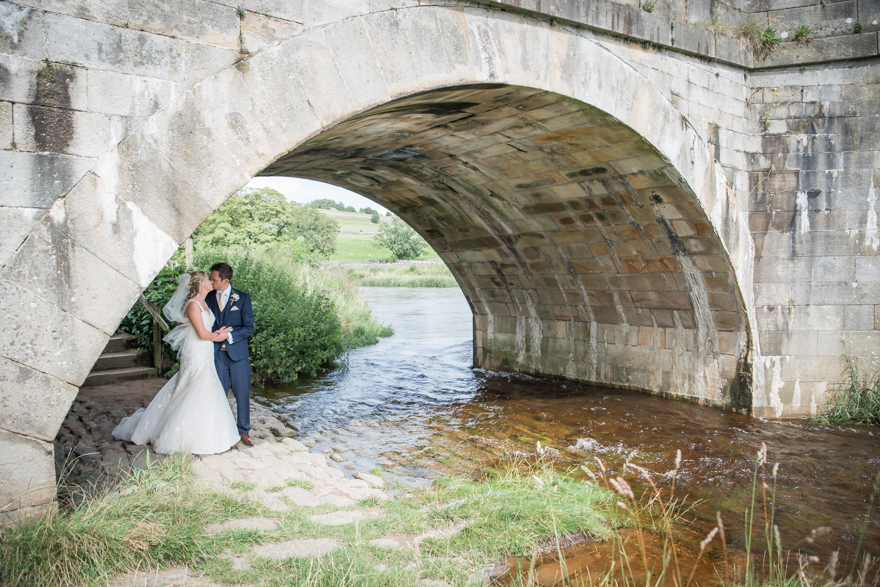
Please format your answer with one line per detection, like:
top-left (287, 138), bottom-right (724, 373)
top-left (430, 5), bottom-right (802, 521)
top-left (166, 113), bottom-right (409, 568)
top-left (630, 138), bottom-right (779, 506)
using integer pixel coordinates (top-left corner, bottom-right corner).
top-left (245, 176), bottom-right (389, 214)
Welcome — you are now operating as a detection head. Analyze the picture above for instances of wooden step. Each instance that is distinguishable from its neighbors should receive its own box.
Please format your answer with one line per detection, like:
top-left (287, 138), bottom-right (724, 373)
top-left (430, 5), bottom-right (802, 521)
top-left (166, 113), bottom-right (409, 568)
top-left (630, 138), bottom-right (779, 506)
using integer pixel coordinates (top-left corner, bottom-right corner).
top-left (83, 366), bottom-right (157, 387)
top-left (93, 349), bottom-right (142, 371)
top-left (103, 333), bottom-right (137, 354)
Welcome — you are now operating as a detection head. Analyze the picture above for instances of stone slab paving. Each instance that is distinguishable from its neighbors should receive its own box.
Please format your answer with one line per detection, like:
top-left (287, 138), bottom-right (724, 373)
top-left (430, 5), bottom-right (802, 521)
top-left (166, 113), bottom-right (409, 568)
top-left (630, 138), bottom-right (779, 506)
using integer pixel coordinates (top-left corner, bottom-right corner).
top-left (251, 538), bottom-right (342, 560)
top-left (206, 517), bottom-right (278, 534)
top-left (309, 508), bottom-right (385, 526)
top-left (105, 567), bottom-right (250, 587)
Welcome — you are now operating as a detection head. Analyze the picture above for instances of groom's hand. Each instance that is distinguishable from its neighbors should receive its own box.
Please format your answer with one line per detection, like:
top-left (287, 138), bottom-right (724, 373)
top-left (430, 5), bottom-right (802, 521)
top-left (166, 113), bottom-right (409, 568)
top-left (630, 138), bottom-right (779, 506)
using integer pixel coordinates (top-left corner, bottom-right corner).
top-left (211, 329), bottom-right (229, 343)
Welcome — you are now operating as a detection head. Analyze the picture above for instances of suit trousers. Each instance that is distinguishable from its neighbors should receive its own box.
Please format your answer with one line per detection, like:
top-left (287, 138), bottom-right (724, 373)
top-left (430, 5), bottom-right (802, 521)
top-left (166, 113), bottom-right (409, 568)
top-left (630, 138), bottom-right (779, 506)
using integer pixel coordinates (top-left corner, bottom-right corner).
top-left (215, 349), bottom-right (251, 434)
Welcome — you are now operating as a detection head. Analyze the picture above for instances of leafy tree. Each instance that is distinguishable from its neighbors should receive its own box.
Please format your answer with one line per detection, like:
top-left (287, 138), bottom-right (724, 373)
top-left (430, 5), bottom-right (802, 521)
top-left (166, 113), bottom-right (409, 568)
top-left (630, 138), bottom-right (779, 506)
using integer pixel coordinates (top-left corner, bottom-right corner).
top-left (359, 207), bottom-right (377, 215)
top-left (194, 188), bottom-right (340, 259)
top-left (309, 199), bottom-right (346, 211)
top-left (370, 211), bottom-right (380, 224)
top-left (344, 205), bottom-right (356, 213)
top-left (374, 218), bottom-right (429, 260)
top-left (386, 211), bottom-right (392, 217)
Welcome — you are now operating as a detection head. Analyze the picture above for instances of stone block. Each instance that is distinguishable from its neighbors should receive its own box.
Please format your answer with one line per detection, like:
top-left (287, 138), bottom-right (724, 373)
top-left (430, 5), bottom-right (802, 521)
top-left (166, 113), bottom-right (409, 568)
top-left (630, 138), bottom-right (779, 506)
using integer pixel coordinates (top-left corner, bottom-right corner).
top-left (145, 95), bottom-right (251, 210)
top-left (85, 68), bottom-right (176, 119)
top-left (11, 0), bottom-right (130, 27)
top-left (3, 220), bottom-right (143, 334)
top-left (240, 11), bottom-right (304, 54)
top-left (0, 3), bottom-right (46, 60)
top-left (0, 278), bottom-right (108, 384)
top-left (128, 0), bottom-right (240, 50)
top-left (324, 17), bottom-right (392, 113)
top-left (0, 429), bottom-right (56, 520)
top-left (0, 206), bottom-right (43, 270)
top-left (13, 104), bottom-right (126, 158)
top-left (759, 32), bottom-right (879, 67)
top-left (45, 13), bottom-right (183, 80)
top-left (758, 330), bottom-right (818, 356)
top-left (107, 130), bottom-right (215, 244)
top-left (362, 9), bottom-right (431, 99)
top-left (0, 100), bottom-right (10, 149)
top-left (303, 0), bottom-right (370, 27)
top-left (0, 150), bottom-right (92, 209)
top-left (0, 356), bottom-right (77, 441)
top-left (47, 172), bottom-right (176, 288)
top-left (180, 37), bottom-right (240, 88)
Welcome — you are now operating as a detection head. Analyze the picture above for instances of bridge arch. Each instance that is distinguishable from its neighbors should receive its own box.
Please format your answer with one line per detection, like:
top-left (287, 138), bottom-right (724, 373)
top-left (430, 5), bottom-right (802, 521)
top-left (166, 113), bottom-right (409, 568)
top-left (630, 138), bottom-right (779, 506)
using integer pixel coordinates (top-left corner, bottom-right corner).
top-left (1, 5), bottom-right (755, 518)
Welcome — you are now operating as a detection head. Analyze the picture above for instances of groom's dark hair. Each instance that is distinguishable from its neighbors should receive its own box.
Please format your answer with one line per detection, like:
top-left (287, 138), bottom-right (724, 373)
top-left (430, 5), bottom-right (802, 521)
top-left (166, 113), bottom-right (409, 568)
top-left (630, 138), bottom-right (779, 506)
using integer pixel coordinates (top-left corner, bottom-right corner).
top-left (210, 262), bottom-right (233, 282)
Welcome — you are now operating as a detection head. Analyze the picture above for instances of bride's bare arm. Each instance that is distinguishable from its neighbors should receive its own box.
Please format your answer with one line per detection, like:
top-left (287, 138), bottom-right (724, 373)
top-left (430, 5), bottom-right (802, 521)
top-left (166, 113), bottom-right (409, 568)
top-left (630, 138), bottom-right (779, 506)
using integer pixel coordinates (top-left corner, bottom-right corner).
top-left (185, 302), bottom-right (230, 341)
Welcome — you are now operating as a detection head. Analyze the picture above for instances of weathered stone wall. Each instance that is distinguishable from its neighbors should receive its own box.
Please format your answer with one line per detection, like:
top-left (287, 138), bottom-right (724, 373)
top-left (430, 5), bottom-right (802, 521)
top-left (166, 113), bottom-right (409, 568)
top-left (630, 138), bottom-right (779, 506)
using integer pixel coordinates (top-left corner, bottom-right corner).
top-left (0, 0), bottom-right (876, 520)
top-left (747, 62), bottom-right (880, 417)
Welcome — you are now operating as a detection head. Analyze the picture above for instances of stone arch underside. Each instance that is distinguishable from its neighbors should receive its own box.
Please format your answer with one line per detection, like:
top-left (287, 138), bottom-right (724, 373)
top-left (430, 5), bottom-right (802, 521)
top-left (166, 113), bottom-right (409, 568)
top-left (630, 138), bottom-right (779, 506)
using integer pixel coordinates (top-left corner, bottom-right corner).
top-left (264, 85), bottom-right (753, 408)
top-left (0, 5), bottom-right (755, 519)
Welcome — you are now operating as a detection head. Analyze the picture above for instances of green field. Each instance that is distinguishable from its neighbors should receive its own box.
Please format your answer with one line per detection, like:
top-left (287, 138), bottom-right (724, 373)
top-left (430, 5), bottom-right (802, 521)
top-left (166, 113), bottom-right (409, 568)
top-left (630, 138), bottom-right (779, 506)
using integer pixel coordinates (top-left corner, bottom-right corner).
top-left (320, 209), bottom-right (440, 262)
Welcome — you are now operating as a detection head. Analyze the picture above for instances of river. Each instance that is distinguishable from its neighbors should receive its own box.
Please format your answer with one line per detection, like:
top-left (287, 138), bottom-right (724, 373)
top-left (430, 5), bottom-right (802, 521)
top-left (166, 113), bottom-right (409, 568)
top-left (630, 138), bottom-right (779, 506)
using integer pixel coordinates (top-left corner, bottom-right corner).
top-left (255, 286), bottom-right (879, 577)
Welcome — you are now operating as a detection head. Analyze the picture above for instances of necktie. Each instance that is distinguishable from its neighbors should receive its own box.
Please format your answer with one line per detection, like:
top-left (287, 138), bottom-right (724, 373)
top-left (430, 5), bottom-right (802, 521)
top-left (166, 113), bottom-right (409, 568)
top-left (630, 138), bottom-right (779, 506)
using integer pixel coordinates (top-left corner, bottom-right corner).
top-left (218, 290), bottom-right (226, 312)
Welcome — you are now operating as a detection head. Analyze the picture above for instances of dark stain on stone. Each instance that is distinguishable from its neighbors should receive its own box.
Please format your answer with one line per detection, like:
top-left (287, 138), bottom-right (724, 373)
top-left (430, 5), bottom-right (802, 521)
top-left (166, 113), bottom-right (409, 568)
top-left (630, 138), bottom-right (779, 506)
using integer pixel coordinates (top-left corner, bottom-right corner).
top-left (565, 166), bottom-right (608, 179)
top-left (515, 178), bottom-right (556, 190)
top-left (31, 61), bottom-right (75, 153)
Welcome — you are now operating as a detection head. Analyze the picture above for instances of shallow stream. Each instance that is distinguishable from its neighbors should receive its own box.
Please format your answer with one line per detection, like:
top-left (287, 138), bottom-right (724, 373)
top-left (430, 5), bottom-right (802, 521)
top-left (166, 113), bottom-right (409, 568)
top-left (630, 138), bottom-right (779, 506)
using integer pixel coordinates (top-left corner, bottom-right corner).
top-left (255, 287), bottom-right (880, 581)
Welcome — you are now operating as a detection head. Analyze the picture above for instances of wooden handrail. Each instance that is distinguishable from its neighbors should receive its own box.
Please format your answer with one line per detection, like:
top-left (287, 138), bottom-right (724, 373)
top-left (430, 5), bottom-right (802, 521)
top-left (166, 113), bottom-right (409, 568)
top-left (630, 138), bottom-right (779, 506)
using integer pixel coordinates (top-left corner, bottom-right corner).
top-left (138, 294), bottom-right (169, 331)
top-left (138, 294), bottom-right (169, 375)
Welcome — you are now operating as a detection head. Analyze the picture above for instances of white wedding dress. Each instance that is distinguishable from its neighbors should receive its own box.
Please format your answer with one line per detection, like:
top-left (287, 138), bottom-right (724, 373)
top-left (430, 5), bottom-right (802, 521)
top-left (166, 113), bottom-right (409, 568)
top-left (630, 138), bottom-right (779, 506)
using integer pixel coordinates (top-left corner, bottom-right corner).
top-left (112, 300), bottom-right (240, 455)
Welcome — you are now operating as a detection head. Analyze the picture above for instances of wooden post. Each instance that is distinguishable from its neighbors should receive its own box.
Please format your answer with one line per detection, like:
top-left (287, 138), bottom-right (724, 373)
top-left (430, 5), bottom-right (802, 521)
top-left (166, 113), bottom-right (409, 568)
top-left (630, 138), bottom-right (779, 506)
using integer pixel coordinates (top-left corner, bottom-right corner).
top-left (185, 237), bottom-right (193, 269)
top-left (153, 317), bottom-right (162, 375)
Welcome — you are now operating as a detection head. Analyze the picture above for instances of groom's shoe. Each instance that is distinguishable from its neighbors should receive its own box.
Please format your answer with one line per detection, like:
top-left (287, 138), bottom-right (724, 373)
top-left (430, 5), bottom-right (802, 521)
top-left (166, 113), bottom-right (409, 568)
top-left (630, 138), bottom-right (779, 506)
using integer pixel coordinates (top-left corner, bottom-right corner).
top-left (240, 433), bottom-right (254, 446)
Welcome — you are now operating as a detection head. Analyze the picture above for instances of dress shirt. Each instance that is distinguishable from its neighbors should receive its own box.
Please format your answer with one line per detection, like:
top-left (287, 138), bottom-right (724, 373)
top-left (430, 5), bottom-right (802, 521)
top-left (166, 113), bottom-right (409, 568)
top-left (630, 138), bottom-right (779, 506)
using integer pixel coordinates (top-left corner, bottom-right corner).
top-left (216, 285), bottom-right (234, 344)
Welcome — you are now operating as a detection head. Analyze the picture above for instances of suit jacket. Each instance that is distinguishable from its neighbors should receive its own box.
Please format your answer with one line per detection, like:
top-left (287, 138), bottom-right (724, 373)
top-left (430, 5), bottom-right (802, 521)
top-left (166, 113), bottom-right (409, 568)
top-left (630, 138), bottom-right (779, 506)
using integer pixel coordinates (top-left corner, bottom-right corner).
top-left (206, 287), bottom-right (254, 363)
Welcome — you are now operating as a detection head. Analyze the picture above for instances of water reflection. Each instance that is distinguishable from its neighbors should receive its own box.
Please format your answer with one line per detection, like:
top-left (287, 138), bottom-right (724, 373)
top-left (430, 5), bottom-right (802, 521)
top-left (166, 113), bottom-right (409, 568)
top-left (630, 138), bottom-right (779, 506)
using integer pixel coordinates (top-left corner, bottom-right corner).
top-left (255, 286), bottom-right (879, 563)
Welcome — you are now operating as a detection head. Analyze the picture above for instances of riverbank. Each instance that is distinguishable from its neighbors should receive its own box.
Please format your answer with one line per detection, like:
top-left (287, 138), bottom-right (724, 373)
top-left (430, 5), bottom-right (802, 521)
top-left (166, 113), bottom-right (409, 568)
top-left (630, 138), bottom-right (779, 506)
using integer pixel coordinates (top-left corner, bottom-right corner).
top-left (330, 260), bottom-right (457, 288)
top-left (1, 378), bottom-right (621, 587)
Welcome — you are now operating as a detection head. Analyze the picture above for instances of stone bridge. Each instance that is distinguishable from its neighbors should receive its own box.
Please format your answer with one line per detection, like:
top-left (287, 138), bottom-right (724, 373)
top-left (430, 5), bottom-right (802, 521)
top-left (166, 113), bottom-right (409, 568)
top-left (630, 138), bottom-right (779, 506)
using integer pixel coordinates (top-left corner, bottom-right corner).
top-left (0, 0), bottom-right (878, 520)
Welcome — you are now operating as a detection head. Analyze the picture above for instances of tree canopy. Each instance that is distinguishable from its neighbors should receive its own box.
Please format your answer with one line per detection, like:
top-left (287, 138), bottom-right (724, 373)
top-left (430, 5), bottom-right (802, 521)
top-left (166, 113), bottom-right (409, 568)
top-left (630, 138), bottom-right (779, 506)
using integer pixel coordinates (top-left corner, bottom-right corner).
top-left (194, 188), bottom-right (340, 259)
top-left (373, 218), bottom-right (429, 260)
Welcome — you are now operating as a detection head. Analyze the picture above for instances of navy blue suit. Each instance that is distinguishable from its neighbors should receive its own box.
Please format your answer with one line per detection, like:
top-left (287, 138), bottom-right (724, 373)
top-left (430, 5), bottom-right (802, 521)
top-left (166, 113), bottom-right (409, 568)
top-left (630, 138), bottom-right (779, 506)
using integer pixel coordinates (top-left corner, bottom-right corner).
top-left (206, 287), bottom-right (254, 434)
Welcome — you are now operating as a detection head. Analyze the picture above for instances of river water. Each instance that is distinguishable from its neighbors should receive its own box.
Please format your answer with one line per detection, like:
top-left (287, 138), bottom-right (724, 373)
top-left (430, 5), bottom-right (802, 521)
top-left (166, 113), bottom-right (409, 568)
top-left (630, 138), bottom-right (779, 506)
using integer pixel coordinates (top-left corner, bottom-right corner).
top-left (255, 287), bottom-right (879, 577)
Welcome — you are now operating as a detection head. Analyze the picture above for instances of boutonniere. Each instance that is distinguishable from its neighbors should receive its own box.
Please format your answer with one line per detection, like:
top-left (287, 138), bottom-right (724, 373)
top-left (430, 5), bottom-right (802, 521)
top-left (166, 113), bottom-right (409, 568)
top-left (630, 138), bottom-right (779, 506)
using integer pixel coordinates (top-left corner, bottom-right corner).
top-left (230, 293), bottom-right (240, 303)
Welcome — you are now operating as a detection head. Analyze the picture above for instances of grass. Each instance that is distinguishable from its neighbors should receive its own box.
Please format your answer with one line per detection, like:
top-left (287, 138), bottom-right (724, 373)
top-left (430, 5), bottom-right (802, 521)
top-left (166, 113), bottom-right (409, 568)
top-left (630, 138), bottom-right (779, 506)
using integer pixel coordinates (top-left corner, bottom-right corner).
top-left (0, 456), bottom-right (258, 587)
top-left (4, 446), bottom-right (879, 587)
top-left (331, 233), bottom-right (440, 262)
top-left (732, 19), bottom-right (781, 58)
top-left (318, 210), bottom-right (439, 262)
top-left (0, 455), bottom-right (619, 587)
top-left (815, 362), bottom-right (880, 426)
top-left (342, 262), bottom-right (457, 288)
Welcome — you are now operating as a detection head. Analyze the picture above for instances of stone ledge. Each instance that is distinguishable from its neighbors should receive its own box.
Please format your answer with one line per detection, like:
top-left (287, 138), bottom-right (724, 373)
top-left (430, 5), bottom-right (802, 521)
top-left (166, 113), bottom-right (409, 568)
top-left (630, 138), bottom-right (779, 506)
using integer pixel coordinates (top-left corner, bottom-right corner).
top-left (476, 0), bottom-right (876, 69)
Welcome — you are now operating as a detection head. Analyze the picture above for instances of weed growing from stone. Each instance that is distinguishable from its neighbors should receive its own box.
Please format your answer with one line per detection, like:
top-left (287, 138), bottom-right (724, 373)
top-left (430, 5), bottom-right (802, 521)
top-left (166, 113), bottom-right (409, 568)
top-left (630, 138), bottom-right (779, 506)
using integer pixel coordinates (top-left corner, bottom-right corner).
top-left (815, 362), bottom-right (880, 426)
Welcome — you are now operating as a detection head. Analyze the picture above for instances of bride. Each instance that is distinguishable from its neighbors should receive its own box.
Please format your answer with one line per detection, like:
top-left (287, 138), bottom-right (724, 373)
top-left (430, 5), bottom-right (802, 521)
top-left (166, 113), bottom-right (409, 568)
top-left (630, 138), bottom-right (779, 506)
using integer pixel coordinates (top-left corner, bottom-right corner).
top-left (113, 271), bottom-right (241, 455)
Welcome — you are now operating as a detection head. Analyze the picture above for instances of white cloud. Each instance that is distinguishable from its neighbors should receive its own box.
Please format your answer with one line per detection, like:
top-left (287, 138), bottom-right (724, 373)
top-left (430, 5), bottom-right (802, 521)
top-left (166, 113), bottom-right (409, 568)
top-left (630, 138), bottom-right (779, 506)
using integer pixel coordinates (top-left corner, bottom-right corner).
top-left (246, 176), bottom-right (389, 214)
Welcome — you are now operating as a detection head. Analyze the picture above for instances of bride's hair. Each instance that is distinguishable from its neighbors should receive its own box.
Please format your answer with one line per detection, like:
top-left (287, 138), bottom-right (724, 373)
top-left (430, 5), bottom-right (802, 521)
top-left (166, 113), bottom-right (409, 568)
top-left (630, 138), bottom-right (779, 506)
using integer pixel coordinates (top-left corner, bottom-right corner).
top-left (185, 271), bottom-right (208, 302)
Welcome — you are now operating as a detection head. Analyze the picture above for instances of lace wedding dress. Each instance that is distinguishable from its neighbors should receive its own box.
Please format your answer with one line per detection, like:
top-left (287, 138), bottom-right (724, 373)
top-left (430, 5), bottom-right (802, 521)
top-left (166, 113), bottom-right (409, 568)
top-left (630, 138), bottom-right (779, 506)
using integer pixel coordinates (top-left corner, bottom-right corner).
top-left (112, 299), bottom-right (240, 455)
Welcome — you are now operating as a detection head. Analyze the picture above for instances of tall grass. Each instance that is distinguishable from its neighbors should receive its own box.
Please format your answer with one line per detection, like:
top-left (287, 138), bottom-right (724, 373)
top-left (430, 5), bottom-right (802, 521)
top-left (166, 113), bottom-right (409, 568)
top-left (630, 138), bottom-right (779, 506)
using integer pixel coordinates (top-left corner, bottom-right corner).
top-left (0, 457), bottom-right (256, 587)
top-left (290, 261), bottom-right (393, 347)
top-left (816, 362), bottom-right (880, 426)
top-left (342, 262), bottom-right (457, 288)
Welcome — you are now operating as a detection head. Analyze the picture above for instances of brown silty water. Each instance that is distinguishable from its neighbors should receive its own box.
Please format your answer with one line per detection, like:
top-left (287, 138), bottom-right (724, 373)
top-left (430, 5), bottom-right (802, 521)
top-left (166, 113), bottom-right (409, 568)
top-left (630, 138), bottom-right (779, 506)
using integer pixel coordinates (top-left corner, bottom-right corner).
top-left (256, 287), bottom-right (880, 584)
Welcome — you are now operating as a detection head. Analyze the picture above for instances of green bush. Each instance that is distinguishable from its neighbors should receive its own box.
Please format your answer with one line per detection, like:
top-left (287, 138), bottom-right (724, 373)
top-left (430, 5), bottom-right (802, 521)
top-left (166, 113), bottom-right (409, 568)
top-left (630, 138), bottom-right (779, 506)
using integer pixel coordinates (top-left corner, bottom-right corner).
top-left (119, 248), bottom-right (391, 385)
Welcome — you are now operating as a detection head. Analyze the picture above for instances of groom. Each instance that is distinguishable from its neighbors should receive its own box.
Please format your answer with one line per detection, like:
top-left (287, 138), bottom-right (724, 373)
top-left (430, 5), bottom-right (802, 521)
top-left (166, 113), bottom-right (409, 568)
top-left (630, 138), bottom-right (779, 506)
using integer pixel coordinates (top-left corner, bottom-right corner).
top-left (207, 262), bottom-right (256, 446)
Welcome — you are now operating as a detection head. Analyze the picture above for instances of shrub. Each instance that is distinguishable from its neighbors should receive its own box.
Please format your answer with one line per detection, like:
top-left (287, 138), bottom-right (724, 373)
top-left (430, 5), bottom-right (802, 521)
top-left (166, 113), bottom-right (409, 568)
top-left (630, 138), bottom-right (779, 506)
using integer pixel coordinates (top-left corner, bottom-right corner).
top-left (373, 218), bottom-right (429, 260)
top-left (733, 19), bottom-right (781, 58)
top-left (794, 25), bottom-right (814, 41)
top-left (815, 362), bottom-right (880, 426)
top-left (119, 247), bottom-right (391, 385)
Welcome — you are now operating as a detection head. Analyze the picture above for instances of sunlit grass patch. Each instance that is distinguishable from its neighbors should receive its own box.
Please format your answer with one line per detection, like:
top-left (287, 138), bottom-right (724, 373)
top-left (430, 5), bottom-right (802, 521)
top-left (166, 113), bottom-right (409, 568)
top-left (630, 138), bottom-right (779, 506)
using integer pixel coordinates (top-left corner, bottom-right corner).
top-left (0, 456), bottom-right (257, 587)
